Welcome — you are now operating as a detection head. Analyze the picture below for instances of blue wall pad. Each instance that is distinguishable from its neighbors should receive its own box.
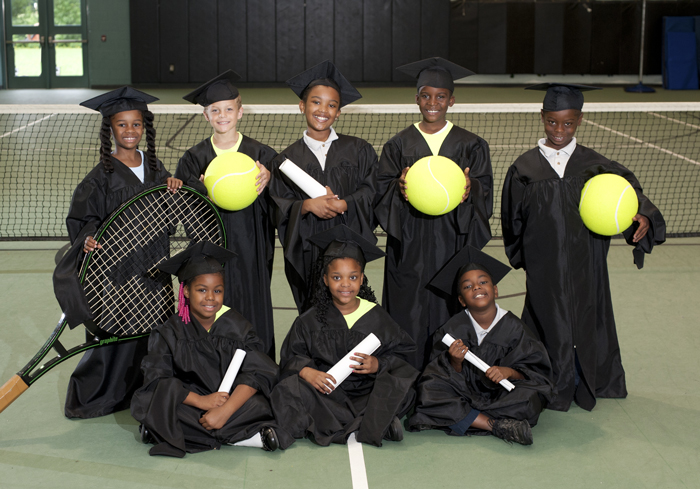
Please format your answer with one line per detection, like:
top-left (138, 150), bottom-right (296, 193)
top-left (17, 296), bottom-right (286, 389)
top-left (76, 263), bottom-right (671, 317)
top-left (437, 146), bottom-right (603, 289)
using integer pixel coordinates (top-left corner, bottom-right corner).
top-left (664, 31), bottom-right (699, 89)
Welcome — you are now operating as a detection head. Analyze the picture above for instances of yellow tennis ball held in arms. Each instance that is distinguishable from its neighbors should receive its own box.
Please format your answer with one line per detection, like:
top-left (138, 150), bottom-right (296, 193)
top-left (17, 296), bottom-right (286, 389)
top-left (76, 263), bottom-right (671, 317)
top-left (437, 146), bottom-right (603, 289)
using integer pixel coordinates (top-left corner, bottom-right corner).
top-left (579, 173), bottom-right (639, 236)
top-left (405, 156), bottom-right (467, 216)
top-left (204, 153), bottom-right (260, 211)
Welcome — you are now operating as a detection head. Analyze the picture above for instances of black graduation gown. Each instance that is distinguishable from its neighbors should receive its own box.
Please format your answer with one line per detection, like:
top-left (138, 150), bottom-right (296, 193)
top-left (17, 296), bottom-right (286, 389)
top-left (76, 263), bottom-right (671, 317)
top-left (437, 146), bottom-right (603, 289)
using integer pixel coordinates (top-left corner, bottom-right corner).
top-left (175, 136), bottom-right (278, 359)
top-left (407, 311), bottom-right (554, 433)
top-left (501, 145), bottom-right (666, 411)
top-left (375, 125), bottom-right (493, 370)
top-left (130, 308), bottom-right (294, 457)
top-left (269, 134), bottom-right (378, 312)
top-left (57, 156), bottom-right (172, 419)
top-left (270, 304), bottom-right (419, 447)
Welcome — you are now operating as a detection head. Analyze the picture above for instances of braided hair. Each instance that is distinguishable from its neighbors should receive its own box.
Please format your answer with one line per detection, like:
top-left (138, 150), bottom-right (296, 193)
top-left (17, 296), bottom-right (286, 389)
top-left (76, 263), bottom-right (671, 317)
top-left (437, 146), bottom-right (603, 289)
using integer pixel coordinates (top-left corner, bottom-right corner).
top-left (98, 110), bottom-right (159, 173)
top-left (309, 254), bottom-right (377, 326)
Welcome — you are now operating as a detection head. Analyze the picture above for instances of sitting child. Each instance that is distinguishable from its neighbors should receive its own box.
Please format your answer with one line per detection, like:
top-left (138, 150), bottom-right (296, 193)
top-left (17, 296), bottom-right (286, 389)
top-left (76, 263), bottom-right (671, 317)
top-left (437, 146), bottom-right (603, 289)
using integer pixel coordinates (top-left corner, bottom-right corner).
top-left (271, 225), bottom-right (419, 447)
top-left (406, 246), bottom-right (554, 445)
top-left (130, 242), bottom-right (292, 457)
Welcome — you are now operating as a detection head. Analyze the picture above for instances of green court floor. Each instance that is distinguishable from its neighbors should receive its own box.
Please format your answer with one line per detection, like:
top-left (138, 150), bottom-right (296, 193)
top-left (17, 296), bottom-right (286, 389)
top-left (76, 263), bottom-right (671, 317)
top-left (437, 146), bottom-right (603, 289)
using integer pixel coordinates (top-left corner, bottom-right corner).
top-left (1, 237), bottom-right (698, 489)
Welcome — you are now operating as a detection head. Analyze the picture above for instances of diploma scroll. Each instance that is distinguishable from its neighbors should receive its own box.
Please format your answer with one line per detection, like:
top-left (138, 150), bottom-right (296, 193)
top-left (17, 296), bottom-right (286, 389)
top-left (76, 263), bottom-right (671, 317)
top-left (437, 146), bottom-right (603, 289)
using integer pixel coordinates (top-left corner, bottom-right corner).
top-left (326, 333), bottom-right (381, 390)
top-left (218, 349), bottom-right (247, 394)
top-left (442, 334), bottom-right (514, 392)
top-left (279, 159), bottom-right (327, 199)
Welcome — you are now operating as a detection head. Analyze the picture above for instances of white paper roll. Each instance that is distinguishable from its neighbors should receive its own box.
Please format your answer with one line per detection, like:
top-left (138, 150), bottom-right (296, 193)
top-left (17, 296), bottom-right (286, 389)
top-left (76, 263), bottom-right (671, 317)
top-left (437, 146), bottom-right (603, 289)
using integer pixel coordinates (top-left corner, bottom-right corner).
top-left (326, 333), bottom-right (382, 390)
top-left (218, 349), bottom-right (247, 394)
top-left (442, 334), bottom-right (515, 392)
top-left (279, 158), bottom-right (327, 199)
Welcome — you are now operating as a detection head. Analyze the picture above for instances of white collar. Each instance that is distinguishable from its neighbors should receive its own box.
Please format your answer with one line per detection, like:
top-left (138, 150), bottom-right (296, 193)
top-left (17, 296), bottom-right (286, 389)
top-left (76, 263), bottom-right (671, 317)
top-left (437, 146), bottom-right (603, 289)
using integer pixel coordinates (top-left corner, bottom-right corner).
top-left (538, 137), bottom-right (577, 158)
top-left (303, 127), bottom-right (338, 150)
top-left (466, 304), bottom-right (508, 345)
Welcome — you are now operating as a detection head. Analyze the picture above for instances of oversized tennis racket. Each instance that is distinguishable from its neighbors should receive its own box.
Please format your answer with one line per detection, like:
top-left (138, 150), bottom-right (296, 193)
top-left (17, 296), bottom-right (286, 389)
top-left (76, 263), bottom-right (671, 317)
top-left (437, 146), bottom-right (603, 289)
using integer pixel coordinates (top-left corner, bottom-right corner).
top-left (0, 185), bottom-right (225, 413)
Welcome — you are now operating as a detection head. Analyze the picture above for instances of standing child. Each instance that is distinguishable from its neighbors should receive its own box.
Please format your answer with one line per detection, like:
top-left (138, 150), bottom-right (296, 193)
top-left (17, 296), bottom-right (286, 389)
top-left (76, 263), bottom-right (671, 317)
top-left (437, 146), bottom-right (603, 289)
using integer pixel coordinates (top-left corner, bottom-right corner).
top-left (270, 225), bottom-right (418, 447)
top-left (130, 242), bottom-right (292, 458)
top-left (269, 60), bottom-right (378, 313)
top-left (375, 57), bottom-right (493, 370)
top-left (54, 87), bottom-right (182, 419)
top-left (176, 70), bottom-right (277, 359)
top-left (501, 83), bottom-right (666, 411)
top-left (406, 246), bottom-right (553, 445)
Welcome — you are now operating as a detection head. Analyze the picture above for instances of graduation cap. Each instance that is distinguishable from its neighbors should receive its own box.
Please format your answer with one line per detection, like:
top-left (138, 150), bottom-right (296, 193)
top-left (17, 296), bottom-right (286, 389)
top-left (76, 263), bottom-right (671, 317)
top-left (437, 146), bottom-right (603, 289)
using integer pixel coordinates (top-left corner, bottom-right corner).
top-left (307, 225), bottom-right (385, 268)
top-left (396, 57), bottom-right (475, 93)
top-left (526, 83), bottom-right (602, 112)
top-left (156, 241), bottom-right (236, 283)
top-left (285, 60), bottom-right (362, 107)
top-left (182, 70), bottom-right (242, 106)
top-left (429, 245), bottom-right (511, 296)
top-left (80, 86), bottom-right (159, 118)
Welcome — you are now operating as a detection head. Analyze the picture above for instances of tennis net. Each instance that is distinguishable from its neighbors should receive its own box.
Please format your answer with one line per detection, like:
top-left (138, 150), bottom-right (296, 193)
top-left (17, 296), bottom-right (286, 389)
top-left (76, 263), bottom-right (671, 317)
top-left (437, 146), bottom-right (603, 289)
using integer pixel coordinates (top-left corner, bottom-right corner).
top-left (1, 103), bottom-right (698, 239)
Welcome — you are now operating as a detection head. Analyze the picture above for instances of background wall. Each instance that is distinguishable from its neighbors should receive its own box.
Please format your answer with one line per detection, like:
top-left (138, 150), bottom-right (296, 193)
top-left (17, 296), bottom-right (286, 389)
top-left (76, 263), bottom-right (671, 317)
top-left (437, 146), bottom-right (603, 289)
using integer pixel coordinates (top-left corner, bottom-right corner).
top-left (86, 0), bottom-right (130, 86)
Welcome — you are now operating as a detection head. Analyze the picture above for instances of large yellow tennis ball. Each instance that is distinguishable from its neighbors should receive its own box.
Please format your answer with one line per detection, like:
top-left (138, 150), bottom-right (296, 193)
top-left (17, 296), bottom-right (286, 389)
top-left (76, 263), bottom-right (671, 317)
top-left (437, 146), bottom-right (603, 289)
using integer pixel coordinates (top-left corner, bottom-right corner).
top-left (579, 174), bottom-right (639, 236)
top-left (204, 153), bottom-right (260, 211)
top-left (405, 156), bottom-right (466, 216)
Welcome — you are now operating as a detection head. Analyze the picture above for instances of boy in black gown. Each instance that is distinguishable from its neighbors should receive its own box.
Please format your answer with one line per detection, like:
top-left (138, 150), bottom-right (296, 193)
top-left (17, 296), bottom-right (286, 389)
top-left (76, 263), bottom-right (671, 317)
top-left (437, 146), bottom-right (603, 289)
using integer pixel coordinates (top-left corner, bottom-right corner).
top-left (501, 84), bottom-right (666, 411)
top-left (175, 71), bottom-right (278, 359)
top-left (407, 246), bottom-right (553, 445)
top-left (270, 225), bottom-right (418, 447)
top-left (269, 61), bottom-right (378, 313)
top-left (375, 57), bottom-right (493, 370)
top-left (131, 242), bottom-right (292, 457)
top-left (54, 87), bottom-right (182, 418)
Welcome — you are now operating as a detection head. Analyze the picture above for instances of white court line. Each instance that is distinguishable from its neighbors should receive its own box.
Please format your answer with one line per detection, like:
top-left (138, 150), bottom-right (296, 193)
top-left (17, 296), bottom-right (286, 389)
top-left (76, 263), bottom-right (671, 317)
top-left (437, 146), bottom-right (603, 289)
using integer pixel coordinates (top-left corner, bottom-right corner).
top-left (0, 114), bottom-right (55, 139)
top-left (583, 118), bottom-right (700, 167)
top-left (647, 112), bottom-right (700, 131)
top-left (347, 433), bottom-right (369, 489)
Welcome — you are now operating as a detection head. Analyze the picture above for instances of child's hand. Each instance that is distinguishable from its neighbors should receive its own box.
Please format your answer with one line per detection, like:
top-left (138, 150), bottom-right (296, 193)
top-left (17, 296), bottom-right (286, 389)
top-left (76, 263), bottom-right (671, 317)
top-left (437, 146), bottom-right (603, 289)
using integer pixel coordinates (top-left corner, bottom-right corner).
top-left (399, 167), bottom-right (410, 201)
top-left (300, 366), bottom-right (337, 394)
top-left (328, 198), bottom-right (347, 215)
top-left (350, 353), bottom-right (378, 374)
top-left (461, 167), bottom-right (471, 203)
top-left (485, 366), bottom-right (522, 383)
top-left (199, 406), bottom-right (231, 430)
top-left (83, 236), bottom-right (102, 253)
top-left (166, 177), bottom-right (183, 193)
top-left (196, 392), bottom-right (230, 411)
top-left (631, 214), bottom-right (650, 242)
top-left (448, 339), bottom-right (467, 372)
top-left (255, 161), bottom-right (270, 194)
top-left (301, 187), bottom-right (340, 219)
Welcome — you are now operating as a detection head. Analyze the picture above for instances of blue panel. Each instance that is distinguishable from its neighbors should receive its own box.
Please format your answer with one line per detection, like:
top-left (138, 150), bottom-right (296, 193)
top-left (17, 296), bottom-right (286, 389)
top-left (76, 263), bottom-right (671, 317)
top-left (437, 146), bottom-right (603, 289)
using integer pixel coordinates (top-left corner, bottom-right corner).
top-left (664, 16), bottom-right (695, 33)
top-left (664, 31), bottom-right (699, 90)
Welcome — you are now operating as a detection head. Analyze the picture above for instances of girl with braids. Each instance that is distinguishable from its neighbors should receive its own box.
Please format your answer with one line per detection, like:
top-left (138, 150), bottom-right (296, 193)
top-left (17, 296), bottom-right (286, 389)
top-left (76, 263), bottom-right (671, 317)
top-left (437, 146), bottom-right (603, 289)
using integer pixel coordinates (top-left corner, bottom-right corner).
top-left (270, 225), bottom-right (419, 447)
top-left (54, 87), bottom-right (181, 419)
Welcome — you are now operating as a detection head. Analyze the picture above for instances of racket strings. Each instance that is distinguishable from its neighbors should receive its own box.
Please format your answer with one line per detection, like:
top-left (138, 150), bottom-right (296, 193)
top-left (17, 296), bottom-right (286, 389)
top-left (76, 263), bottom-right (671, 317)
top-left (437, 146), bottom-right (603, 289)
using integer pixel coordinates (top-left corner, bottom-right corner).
top-left (81, 188), bottom-right (223, 338)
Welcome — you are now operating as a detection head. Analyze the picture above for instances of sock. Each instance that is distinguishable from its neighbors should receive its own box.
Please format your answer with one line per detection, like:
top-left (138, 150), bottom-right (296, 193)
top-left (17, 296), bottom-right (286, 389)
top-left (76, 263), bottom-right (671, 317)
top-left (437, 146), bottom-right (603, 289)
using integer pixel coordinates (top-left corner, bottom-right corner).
top-left (232, 432), bottom-right (263, 448)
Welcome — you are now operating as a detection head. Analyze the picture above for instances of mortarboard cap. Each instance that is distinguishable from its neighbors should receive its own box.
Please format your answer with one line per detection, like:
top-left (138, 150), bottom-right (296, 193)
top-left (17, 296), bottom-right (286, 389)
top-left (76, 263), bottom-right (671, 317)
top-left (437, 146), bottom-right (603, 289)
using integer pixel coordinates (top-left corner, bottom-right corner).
top-left (286, 60), bottom-right (362, 107)
top-left (526, 83), bottom-right (601, 112)
top-left (396, 57), bottom-right (475, 93)
top-left (156, 241), bottom-right (236, 283)
top-left (429, 245), bottom-right (511, 296)
top-left (307, 225), bottom-right (385, 268)
top-left (182, 70), bottom-right (242, 106)
top-left (80, 86), bottom-right (159, 118)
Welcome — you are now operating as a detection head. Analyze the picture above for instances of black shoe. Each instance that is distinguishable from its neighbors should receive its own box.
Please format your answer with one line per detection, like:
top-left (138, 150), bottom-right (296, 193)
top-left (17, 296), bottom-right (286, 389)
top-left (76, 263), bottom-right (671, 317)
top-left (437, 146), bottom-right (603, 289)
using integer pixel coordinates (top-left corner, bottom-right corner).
top-left (139, 424), bottom-right (155, 445)
top-left (490, 419), bottom-right (533, 446)
top-left (260, 426), bottom-right (279, 452)
top-left (384, 416), bottom-right (404, 442)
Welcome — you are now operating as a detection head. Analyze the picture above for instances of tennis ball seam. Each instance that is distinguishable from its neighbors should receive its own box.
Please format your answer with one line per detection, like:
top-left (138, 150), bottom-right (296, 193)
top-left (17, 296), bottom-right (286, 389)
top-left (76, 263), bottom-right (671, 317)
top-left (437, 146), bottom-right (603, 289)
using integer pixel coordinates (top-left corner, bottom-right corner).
top-left (426, 157), bottom-right (451, 215)
top-left (615, 185), bottom-right (633, 234)
top-left (210, 168), bottom-right (257, 207)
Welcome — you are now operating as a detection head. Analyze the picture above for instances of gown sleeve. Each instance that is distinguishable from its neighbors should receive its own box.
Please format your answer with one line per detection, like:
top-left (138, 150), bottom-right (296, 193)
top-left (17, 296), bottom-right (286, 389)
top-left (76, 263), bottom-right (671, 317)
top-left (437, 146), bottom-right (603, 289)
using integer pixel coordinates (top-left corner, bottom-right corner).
top-left (501, 163), bottom-right (528, 270)
top-left (338, 141), bottom-right (378, 232)
top-left (174, 148), bottom-right (208, 196)
top-left (231, 320), bottom-right (280, 397)
top-left (277, 316), bottom-right (318, 379)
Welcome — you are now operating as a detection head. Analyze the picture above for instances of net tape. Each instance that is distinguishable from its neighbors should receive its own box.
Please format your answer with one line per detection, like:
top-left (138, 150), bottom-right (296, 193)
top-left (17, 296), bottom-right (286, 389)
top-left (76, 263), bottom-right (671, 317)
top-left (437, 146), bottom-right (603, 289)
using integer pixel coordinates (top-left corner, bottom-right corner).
top-left (82, 187), bottom-right (224, 337)
top-left (1, 103), bottom-right (698, 238)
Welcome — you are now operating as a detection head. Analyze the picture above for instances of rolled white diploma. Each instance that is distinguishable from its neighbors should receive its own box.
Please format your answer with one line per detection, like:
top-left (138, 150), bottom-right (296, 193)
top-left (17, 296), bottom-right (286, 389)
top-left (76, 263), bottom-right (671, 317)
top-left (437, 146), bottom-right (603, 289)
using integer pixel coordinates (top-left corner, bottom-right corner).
top-left (442, 334), bottom-right (515, 392)
top-left (325, 333), bottom-right (382, 390)
top-left (218, 349), bottom-right (247, 394)
top-left (279, 158), bottom-right (327, 199)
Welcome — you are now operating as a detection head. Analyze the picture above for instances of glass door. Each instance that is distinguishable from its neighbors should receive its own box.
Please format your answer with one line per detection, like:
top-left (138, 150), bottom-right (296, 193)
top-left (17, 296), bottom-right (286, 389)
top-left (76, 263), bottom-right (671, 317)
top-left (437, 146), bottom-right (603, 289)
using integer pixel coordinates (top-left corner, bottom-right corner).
top-left (4, 0), bottom-right (88, 88)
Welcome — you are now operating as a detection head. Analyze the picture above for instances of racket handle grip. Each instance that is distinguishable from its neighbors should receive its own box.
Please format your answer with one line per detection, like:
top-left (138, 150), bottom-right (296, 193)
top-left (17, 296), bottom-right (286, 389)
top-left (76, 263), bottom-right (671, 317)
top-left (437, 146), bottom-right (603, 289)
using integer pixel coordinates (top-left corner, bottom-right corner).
top-left (0, 375), bottom-right (29, 413)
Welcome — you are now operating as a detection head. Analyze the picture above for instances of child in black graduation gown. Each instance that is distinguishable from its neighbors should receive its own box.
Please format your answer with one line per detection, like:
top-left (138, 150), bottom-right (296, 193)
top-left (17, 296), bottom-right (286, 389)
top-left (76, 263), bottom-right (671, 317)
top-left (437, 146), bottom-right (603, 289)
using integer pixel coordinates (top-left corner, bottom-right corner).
top-left (269, 61), bottom-right (378, 313)
top-left (407, 246), bottom-right (554, 445)
top-left (175, 71), bottom-right (277, 359)
top-left (270, 225), bottom-right (419, 447)
top-left (130, 242), bottom-right (292, 458)
top-left (501, 84), bottom-right (666, 412)
top-left (53, 87), bottom-right (182, 419)
top-left (374, 57), bottom-right (493, 370)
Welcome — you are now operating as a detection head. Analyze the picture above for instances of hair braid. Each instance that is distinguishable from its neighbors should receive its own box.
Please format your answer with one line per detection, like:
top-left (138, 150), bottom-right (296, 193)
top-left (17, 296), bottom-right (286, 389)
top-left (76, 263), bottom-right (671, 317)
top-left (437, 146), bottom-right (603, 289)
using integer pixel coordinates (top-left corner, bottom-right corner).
top-left (99, 116), bottom-right (114, 172)
top-left (142, 110), bottom-right (159, 171)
